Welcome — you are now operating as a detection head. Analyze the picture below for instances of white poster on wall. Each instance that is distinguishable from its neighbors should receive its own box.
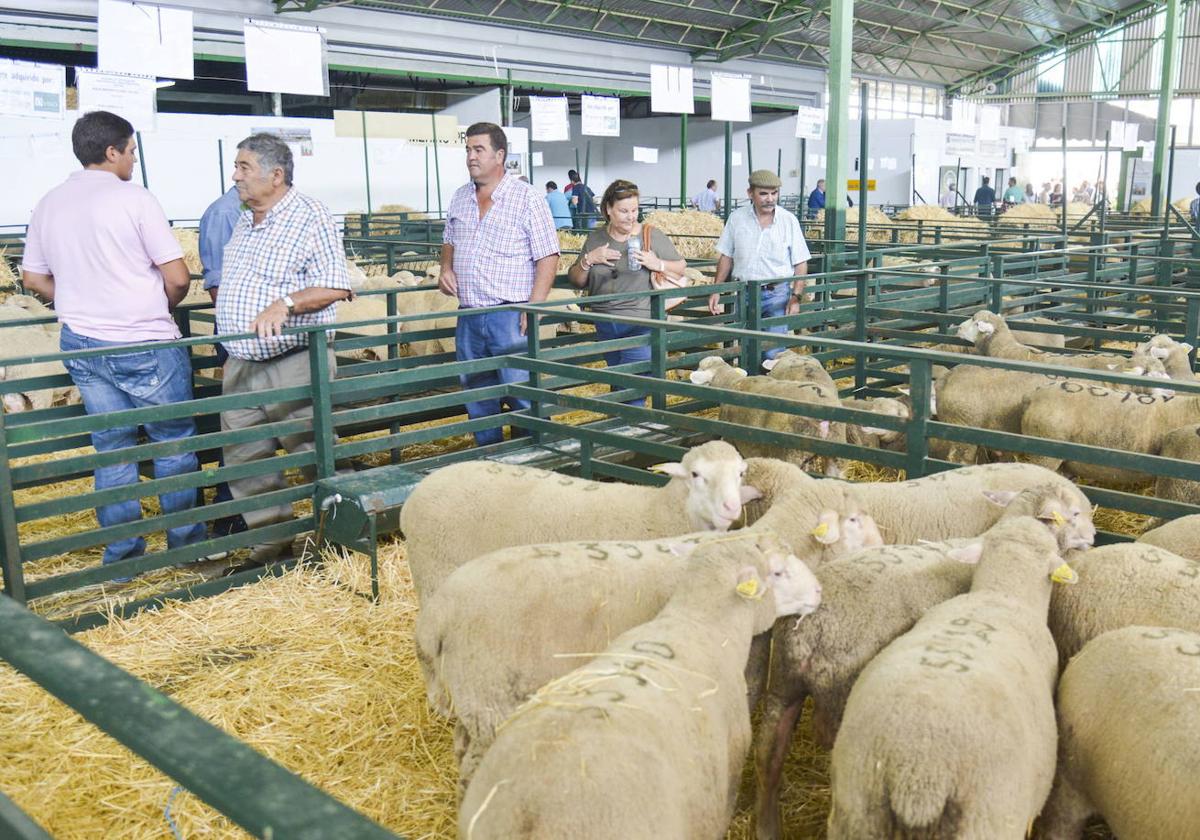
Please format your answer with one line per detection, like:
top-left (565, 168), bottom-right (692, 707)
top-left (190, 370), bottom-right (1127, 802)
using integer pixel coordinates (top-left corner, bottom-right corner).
top-left (0, 59), bottom-right (65, 121)
top-left (944, 132), bottom-right (976, 157)
top-left (98, 0), bottom-right (194, 80)
top-left (979, 105), bottom-right (1001, 138)
top-left (244, 19), bottom-right (329, 97)
top-left (650, 64), bottom-right (694, 114)
top-left (794, 106), bottom-right (823, 139)
top-left (732, 151), bottom-right (742, 166)
top-left (581, 94), bottom-right (619, 137)
top-left (529, 96), bottom-right (569, 142)
top-left (76, 68), bottom-right (158, 130)
top-left (710, 72), bottom-right (751, 122)
top-left (531, 151), bottom-right (544, 166)
top-left (633, 146), bottom-right (658, 163)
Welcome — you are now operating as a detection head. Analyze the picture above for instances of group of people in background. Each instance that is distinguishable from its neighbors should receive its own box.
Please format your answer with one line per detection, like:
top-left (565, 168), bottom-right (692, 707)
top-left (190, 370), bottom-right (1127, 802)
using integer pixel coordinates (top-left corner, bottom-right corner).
top-left (938, 175), bottom-right (1110, 215)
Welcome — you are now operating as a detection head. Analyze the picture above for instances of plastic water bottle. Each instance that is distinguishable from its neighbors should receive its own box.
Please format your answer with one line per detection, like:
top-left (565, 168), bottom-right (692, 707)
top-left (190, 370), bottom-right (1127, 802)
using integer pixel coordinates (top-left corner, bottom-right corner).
top-left (627, 235), bottom-right (641, 271)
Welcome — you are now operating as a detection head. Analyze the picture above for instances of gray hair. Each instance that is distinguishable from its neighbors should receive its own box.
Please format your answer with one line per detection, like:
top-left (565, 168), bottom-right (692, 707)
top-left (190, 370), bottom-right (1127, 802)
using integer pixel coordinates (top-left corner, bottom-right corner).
top-left (237, 133), bottom-right (294, 186)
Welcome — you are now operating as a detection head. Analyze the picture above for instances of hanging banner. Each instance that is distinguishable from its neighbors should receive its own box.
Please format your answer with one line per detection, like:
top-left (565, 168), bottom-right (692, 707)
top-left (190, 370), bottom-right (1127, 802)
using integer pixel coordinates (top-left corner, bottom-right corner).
top-left (529, 96), bottom-right (569, 142)
top-left (794, 106), bottom-right (823, 139)
top-left (581, 94), bottom-right (619, 137)
top-left (944, 132), bottom-right (977, 157)
top-left (0, 59), bottom-right (65, 121)
top-left (710, 72), bottom-right (751, 122)
top-left (76, 68), bottom-right (157, 131)
top-left (244, 19), bottom-right (329, 97)
top-left (649, 64), bottom-right (694, 114)
top-left (98, 0), bottom-right (194, 80)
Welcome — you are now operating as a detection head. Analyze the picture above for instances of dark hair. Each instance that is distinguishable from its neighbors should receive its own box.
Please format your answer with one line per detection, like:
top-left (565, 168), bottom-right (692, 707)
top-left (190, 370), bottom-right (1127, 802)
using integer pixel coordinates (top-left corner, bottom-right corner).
top-left (237, 133), bottom-right (294, 186)
top-left (546, 180), bottom-right (558, 190)
top-left (982, 176), bottom-right (990, 185)
top-left (465, 122), bottom-right (507, 160)
top-left (568, 169), bottom-right (581, 182)
top-left (1195, 181), bottom-right (1200, 195)
top-left (599, 179), bottom-right (639, 221)
top-left (706, 179), bottom-right (716, 188)
top-left (72, 110), bottom-right (134, 167)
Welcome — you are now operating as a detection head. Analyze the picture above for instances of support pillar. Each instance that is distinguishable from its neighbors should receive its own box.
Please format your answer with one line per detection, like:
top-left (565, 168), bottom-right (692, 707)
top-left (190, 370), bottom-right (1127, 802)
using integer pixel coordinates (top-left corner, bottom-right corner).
top-left (680, 114), bottom-right (688, 207)
top-left (1151, 0), bottom-right (1182, 217)
top-left (723, 122), bottom-right (733, 222)
top-left (824, 0), bottom-right (854, 259)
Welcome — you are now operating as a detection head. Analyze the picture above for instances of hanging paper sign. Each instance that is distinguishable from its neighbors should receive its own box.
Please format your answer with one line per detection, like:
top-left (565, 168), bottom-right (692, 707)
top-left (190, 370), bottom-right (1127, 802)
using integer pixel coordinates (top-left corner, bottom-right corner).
top-left (98, 0), bottom-right (194, 80)
top-left (710, 72), bottom-right (751, 122)
top-left (0, 59), bottom-right (65, 121)
top-left (944, 132), bottom-right (977, 156)
top-left (531, 151), bottom-right (544, 166)
top-left (529, 96), bottom-right (569, 142)
top-left (633, 146), bottom-right (658, 163)
top-left (76, 68), bottom-right (158, 130)
top-left (244, 19), bottom-right (329, 97)
top-left (732, 151), bottom-right (743, 166)
top-left (795, 106), bottom-right (823, 139)
top-left (581, 94), bottom-right (619, 137)
top-left (503, 125), bottom-right (529, 154)
top-left (979, 105), bottom-right (1001, 138)
top-left (650, 64), bottom-right (694, 114)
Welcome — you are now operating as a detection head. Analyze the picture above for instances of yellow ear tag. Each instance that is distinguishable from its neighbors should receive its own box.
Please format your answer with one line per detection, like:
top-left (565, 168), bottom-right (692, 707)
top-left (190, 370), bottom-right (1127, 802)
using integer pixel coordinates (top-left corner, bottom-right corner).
top-left (1052, 511), bottom-right (1066, 527)
top-left (1050, 563), bottom-right (1078, 585)
top-left (648, 463), bottom-right (669, 474)
top-left (736, 579), bottom-right (762, 599)
top-left (811, 522), bottom-right (829, 538)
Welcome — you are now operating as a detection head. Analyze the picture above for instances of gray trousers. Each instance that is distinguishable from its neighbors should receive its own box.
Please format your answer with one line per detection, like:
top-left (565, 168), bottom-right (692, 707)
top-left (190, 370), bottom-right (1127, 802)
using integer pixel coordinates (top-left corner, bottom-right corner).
top-left (221, 349), bottom-right (336, 556)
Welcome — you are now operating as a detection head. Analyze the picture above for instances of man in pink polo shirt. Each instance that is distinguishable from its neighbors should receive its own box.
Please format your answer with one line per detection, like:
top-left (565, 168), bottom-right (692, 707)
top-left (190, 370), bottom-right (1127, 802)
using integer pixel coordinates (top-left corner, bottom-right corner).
top-left (21, 110), bottom-right (209, 579)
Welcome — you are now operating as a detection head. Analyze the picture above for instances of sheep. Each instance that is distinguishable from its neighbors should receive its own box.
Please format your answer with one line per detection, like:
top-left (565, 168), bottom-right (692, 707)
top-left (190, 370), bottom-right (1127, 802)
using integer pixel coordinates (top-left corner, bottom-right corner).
top-left (457, 532), bottom-right (822, 840)
top-left (1139, 333), bottom-right (1195, 380)
top-left (0, 324), bottom-right (79, 413)
top-left (1019, 381), bottom-right (1200, 486)
top-left (0, 294), bottom-right (56, 331)
top-left (1152, 422), bottom-right (1200, 513)
top-left (956, 309), bottom-right (1125, 371)
top-left (1049, 541), bottom-right (1200, 668)
top-left (760, 350), bottom-right (838, 391)
top-left (841, 396), bottom-right (910, 450)
top-left (934, 356), bottom-right (1165, 464)
top-left (754, 482), bottom-right (1093, 840)
top-left (827, 516), bottom-right (1075, 839)
top-left (399, 440), bottom-right (761, 605)
top-left (1137, 512), bottom-right (1200, 560)
top-left (690, 356), bottom-right (847, 477)
top-left (1037, 625), bottom-right (1200, 840)
top-left (843, 462), bottom-right (1094, 547)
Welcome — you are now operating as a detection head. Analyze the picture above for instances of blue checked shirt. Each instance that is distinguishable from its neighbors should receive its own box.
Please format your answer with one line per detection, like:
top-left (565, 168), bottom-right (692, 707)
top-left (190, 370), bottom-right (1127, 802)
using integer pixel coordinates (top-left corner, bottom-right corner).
top-left (216, 188), bottom-right (352, 361)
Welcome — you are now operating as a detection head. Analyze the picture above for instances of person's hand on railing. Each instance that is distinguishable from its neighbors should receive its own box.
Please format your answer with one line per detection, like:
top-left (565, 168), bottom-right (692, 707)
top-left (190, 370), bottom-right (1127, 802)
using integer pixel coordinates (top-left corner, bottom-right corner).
top-left (708, 292), bottom-right (723, 316)
top-left (439, 266), bottom-right (458, 297)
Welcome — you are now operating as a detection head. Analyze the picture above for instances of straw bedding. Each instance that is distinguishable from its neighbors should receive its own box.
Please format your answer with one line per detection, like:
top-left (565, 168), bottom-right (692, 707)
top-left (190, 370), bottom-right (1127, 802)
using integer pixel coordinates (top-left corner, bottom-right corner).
top-left (640, 209), bottom-right (723, 260)
top-left (808, 207), bottom-right (894, 244)
top-left (1130, 197), bottom-right (1192, 217)
top-left (170, 228), bottom-right (203, 276)
top-left (891, 205), bottom-right (988, 243)
top-left (0, 247), bottom-right (18, 291)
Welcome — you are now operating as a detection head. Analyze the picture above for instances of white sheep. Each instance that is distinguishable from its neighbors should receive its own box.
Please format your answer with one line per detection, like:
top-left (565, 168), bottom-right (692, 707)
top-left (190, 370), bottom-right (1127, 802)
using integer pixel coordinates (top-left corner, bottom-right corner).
top-left (760, 350), bottom-right (838, 390)
top-left (457, 531), bottom-right (822, 840)
top-left (400, 440), bottom-right (761, 604)
top-left (1020, 380), bottom-right (1200, 486)
top-left (1139, 333), bottom-right (1195, 380)
top-left (690, 356), bottom-right (847, 477)
top-left (0, 323), bottom-right (79, 413)
top-left (844, 462), bottom-right (1094, 547)
top-left (1049, 540), bottom-right (1200, 668)
top-left (827, 516), bottom-right (1076, 839)
top-left (1038, 625), bottom-right (1200, 840)
top-left (956, 310), bottom-right (1124, 371)
top-left (754, 482), bottom-right (1093, 839)
top-left (1137, 512), bottom-right (1200, 560)
top-left (1152, 422), bottom-right (1200, 514)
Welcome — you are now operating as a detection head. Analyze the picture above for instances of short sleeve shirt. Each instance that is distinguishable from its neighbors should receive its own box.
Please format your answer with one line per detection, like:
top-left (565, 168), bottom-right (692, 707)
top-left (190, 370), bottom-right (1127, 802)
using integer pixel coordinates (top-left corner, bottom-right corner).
top-left (215, 188), bottom-right (352, 361)
top-left (443, 174), bottom-right (560, 307)
top-left (21, 169), bottom-right (183, 341)
top-left (199, 186), bottom-right (244, 289)
top-left (716, 205), bottom-right (811, 282)
top-left (575, 226), bottom-right (682, 317)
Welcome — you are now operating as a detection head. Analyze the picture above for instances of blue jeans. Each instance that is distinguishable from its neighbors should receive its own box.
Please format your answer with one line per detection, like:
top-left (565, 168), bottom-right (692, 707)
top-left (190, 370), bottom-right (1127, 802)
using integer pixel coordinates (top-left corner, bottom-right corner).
top-left (594, 320), bottom-right (652, 407)
top-left (455, 308), bottom-right (531, 446)
top-left (60, 325), bottom-right (206, 566)
top-left (760, 284), bottom-right (794, 360)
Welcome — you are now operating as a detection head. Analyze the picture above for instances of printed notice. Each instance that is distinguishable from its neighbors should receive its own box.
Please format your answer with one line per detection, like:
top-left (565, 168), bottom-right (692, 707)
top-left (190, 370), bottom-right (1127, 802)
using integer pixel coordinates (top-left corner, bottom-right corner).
top-left (795, 106), bottom-right (823, 139)
top-left (76, 68), bottom-right (157, 130)
top-left (581, 94), bottom-right (619, 137)
top-left (710, 72), bottom-right (750, 122)
top-left (529, 96), bottom-right (569, 142)
top-left (0, 59), bottom-right (64, 121)
top-left (244, 19), bottom-right (329, 97)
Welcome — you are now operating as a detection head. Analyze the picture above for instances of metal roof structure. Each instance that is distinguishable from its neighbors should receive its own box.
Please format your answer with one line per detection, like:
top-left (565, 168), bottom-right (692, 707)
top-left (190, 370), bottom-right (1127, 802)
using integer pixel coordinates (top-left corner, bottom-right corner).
top-left (273, 0), bottom-right (1168, 89)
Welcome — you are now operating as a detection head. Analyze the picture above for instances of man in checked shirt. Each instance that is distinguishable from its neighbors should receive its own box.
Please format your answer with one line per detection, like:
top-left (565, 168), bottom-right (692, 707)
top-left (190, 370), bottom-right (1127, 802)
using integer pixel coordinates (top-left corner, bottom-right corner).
top-left (215, 133), bottom-right (352, 566)
top-left (440, 122), bottom-right (560, 447)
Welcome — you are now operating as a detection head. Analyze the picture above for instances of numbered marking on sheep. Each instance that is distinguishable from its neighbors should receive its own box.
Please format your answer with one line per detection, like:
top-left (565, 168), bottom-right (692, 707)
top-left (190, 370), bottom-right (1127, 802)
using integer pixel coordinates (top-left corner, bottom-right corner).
top-left (632, 640), bottom-right (676, 660)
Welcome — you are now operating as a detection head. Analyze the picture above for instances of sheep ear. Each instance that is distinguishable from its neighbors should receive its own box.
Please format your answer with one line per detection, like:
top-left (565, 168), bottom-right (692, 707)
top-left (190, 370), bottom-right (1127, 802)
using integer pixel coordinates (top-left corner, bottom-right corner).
top-left (689, 369), bottom-right (715, 385)
top-left (860, 425), bottom-right (890, 436)
top-left (733, 367), bottom-right (748, 377)
top-left (740, 485), bottom-right (763, 503)
top-left (762, 358), bottom-right (779, 371)
top-left (1105, 363), bottom-right (1119, 371)
top-left (811, 510), bottom-right (841, 544)
top-left (1036, 500), bottom-right (1068, 528)
top-left (982, 489), bottom-right (1020, 507)
top-left (947, 542), bottom-right (984, 565)
top-left (735, 566), bottom-right (768, 599)
top-left (818, 420), bottom-right (831, 438)
top-left (650, 461), bottom-right (689, 479)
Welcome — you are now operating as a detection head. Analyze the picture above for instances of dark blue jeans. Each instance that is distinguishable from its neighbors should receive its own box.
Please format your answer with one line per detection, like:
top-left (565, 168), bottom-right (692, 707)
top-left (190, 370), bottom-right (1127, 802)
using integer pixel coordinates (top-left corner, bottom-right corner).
top-left (60, 325), bottom-right (206, 566)
top-left (593, 320), bottom-right (652, 407)
top-left (455, 308), bottom-right (531, 446)
top-left (760, 284), bottom-right (794, 360)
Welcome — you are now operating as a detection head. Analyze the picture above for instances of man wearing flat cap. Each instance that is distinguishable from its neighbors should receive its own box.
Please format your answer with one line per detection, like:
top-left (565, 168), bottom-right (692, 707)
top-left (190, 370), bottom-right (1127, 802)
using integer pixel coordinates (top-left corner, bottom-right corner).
top-left (708, 169), bottom-right (811, 361)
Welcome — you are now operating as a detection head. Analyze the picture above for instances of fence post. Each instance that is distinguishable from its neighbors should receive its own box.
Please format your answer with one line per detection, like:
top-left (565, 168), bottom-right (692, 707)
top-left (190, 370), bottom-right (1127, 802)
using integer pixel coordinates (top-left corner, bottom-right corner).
top-left (905, 357), bottom-right (931, 479)
top-left (0, 408), bottom-right (25, 602)
top-left (308, 330), bottom-right (335, 480)
top-left (650, 296), bottom-right (668, 411)
top-left (854, 265), bottom-right (868, 391)
top-left (989, 252), bottom-right (1004, 313)
top-left (1185, 297), bottom-right (1200, 371)
top-left (525, 309), bottom-right (543, 444)
top-left (744, 283), bottom-right (763, 372)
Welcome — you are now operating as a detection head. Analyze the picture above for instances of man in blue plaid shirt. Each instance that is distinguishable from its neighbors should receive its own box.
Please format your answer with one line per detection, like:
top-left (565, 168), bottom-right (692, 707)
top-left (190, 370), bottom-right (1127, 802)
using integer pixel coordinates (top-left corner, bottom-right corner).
top-left (215, 133), bottom-right (352, 566)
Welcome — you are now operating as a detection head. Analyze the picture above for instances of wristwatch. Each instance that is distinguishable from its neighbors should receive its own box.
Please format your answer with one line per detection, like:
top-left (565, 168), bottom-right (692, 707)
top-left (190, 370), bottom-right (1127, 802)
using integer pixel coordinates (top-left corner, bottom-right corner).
top-left (282, 294), bottom-right (296, 315)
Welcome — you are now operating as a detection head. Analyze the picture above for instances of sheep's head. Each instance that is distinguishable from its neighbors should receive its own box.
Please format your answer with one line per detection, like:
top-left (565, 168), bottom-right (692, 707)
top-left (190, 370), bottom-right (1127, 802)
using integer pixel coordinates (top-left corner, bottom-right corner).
top-left (762, 352), bottom-right (825, 379)
top-left (392, 270), bottom-right (420, 288)
top-left (652, 440), bottom-right (760, 531)
top-left (1110, 355), bottom-right (1175, 396)
top-left (949, 515), bottom-right (1077, 585)
top-left (956, 310), bottom-right (1006, 345)
top-left (1141, 333), bottom-right (1194, 362)
top-left (689, 356), bottom-right (747, 386)
top-left (854, 397), bottom-right (910, 444)
top-left (982, 483), bottom-right (1096, 552)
